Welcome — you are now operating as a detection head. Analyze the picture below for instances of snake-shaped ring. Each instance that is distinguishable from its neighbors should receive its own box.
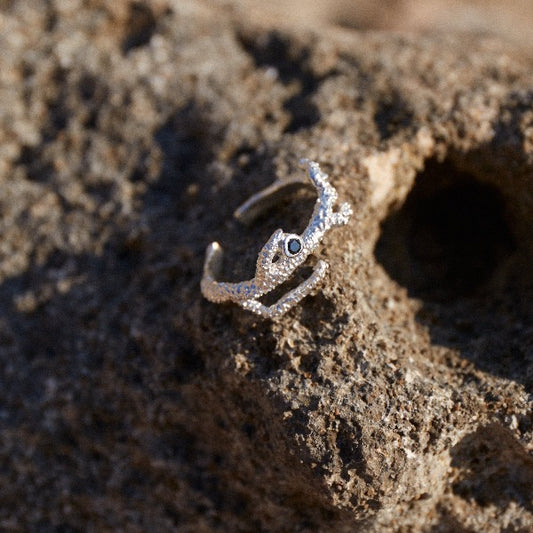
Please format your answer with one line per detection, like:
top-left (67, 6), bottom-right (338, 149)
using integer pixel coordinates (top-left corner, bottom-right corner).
top-left (201, 159), bottom-right (352, 318)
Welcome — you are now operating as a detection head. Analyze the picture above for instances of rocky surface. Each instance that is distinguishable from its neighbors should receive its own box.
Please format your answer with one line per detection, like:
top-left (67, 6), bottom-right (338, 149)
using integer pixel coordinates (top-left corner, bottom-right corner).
top-left (0, 1), bottom-right (532, 531)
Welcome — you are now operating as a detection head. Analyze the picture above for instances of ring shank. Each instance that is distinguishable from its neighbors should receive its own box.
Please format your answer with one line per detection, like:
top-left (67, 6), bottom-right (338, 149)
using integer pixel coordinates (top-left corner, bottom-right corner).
top-left (233, 177), bottom-right (310, 225)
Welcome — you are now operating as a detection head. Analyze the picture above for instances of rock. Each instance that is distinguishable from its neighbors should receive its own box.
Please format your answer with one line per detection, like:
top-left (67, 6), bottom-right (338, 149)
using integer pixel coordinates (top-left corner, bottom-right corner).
top-left (0, 1), bottom-right (532, 531)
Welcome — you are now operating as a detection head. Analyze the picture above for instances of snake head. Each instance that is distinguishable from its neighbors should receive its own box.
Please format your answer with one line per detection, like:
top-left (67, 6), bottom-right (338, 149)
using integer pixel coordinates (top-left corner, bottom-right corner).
top-left (255, 228), bottom-right (307, 286)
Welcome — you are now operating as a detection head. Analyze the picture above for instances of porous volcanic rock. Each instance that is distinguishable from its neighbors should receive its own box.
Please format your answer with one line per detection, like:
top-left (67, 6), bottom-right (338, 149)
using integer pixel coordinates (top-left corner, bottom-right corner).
top-left (0, 1), bottom-right (532, 531)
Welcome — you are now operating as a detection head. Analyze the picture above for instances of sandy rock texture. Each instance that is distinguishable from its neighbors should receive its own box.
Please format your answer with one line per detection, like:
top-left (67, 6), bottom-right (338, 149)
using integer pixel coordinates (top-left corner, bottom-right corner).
top-left (0, 0), bottom-right (532, 531)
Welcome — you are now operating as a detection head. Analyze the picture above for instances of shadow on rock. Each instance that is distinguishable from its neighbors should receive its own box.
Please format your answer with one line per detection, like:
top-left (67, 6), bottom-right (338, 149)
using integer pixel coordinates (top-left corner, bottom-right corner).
top-left (0, 86), bottom-right (362, 529)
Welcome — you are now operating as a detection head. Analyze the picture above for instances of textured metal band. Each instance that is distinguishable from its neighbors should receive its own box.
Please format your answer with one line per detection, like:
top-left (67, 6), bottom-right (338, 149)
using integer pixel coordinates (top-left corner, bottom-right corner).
top-left (201, 159), bottom-right (352, 318)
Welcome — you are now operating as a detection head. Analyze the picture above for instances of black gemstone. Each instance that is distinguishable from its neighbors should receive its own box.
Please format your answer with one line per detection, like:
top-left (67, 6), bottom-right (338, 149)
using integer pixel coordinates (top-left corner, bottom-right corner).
top-left (287, 238), bottom-right (301, 255)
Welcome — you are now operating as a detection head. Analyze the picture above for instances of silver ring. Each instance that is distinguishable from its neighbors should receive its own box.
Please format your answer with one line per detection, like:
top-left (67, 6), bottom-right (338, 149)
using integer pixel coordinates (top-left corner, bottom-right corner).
top-left (201, 159), bottom-right (352, 318)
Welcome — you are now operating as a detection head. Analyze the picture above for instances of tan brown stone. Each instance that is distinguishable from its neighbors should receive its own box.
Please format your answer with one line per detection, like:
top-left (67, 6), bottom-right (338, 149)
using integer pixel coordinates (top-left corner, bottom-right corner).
top-left (0, 1), bottom-right (531, 531)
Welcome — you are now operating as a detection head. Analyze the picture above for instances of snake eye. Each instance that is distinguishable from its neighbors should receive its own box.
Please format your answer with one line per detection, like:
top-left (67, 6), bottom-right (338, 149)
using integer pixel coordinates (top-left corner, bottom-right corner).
top-left (283, 235), bottom-right (303, 257)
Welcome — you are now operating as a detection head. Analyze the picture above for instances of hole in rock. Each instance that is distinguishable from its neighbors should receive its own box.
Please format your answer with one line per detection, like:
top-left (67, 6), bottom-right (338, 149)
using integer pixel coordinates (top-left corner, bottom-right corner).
top-left (376, 159), bottom-right (516, 300)
top-left (450, 423), bottom-right (533, 512)
top-left (375, 157), bottom-right (533, 386)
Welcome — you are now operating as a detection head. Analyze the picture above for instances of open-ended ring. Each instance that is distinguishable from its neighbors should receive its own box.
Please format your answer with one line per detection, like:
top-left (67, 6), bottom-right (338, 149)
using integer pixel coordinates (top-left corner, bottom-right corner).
top-left (201, 159), bottom-right (353, 318)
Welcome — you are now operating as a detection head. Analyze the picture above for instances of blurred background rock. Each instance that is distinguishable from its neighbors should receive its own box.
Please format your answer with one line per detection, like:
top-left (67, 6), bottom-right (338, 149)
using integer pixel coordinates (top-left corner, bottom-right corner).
top-left (233, 0), bottom-right (533, 53)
